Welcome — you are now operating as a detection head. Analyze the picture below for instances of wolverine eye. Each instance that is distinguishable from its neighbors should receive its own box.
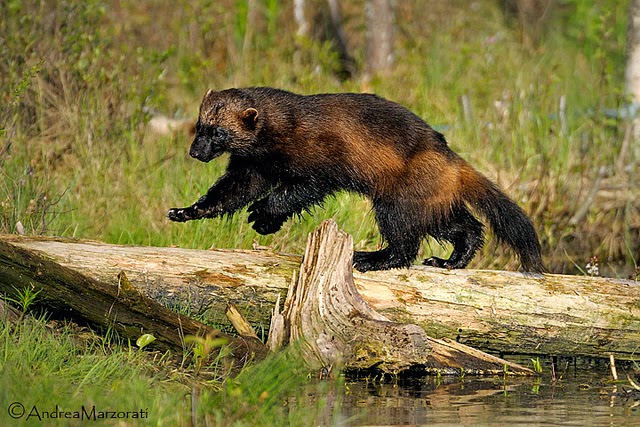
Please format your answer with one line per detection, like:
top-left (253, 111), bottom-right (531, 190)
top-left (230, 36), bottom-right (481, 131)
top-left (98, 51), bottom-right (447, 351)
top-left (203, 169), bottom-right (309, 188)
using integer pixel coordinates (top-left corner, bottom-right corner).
top-left (213, 127), bottom-right (228, 139)
top-left (196, 123), bottom-right (227, 140)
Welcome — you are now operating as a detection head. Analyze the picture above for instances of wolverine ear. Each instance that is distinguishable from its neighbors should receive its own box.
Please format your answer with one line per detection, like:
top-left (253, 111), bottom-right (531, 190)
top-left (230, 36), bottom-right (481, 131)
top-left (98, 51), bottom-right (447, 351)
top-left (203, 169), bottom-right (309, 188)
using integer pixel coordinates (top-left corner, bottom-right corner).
top-left (241, 108), bottom-right (259, 129)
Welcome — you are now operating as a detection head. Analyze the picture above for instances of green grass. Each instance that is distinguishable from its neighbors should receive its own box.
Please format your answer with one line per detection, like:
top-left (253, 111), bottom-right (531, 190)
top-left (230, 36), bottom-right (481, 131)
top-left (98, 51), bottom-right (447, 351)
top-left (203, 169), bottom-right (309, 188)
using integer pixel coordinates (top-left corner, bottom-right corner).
top-left (0, 316), bottom-right (339, 426)
top-left (0, 317), bottom-right (187, 426)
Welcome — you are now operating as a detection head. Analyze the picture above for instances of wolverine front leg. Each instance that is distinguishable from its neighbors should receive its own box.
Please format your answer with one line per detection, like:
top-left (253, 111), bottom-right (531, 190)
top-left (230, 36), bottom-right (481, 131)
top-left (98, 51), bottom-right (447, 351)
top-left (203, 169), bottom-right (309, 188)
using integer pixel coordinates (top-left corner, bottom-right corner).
top-left (247, 182), bottom-right (330, 235)
top-left (167, 165), bottom-right (270, 222)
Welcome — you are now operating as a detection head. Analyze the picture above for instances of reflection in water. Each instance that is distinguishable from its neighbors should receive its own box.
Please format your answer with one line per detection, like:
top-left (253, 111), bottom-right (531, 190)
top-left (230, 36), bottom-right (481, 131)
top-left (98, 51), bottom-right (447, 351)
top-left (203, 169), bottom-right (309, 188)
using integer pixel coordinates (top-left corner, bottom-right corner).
top-left (339, 369), bottom-right (639, 426)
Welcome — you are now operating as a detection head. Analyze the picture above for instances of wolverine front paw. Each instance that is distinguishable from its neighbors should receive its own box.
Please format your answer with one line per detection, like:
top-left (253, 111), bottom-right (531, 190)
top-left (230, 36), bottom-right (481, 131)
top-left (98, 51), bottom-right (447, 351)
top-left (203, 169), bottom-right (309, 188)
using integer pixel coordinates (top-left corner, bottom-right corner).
top-left (251, 217), bottom-right (285, 235)
top-left (248, 199), bottom-right (290, 235)
top-left (167, 204), bottom-right (222, 222)
top-left (167, 207), bottom-right (192, 222)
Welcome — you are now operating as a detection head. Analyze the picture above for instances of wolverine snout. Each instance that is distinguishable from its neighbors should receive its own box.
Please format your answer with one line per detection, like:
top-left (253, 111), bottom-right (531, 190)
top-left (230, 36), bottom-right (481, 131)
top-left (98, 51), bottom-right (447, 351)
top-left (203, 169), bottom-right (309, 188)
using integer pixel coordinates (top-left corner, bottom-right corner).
top-left (188, 138), bottom-right (204, 159)
top-left (189, 134), bottom-right (224, 162)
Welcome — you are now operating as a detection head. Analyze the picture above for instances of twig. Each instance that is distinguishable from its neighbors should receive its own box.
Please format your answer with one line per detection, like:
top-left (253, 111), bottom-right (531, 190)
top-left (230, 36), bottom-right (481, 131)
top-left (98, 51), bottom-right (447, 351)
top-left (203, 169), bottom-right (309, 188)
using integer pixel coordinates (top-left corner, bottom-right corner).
top-left (226, 303), bottom-right (259, 339)
top-left (616, 123), bottom-right (632, 174)
top-left (610, 354), bottom-right (618, 381)
top-left (0, 126), bottom-right (15, 165)
top-left (627, 374), bottom-right (640, 391)
top-left (460, 94), bottom-right (472, 125)
top-left (0, 299), bottom-right (21, 323)
top-left (559, 95), bottom-right (567, 135)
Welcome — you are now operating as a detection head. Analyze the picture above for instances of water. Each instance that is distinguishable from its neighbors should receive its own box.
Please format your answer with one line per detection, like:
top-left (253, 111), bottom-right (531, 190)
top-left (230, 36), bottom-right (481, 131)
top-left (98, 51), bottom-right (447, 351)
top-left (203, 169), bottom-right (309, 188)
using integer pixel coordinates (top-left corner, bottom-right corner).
top-left (339, 367), bottom-right (640, 426)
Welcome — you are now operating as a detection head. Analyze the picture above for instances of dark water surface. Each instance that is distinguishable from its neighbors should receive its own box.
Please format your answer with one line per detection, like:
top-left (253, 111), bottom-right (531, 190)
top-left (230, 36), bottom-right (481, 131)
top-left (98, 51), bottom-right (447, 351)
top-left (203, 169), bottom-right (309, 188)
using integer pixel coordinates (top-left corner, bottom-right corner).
top-left (338, 366), bottom-right (640, 426)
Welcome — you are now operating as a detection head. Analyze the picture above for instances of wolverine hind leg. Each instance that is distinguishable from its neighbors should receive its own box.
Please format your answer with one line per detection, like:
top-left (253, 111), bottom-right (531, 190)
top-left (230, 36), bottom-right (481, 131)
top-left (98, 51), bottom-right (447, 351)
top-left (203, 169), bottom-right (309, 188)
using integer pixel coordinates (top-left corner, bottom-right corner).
top-left (353, 200), bottom-right (423, 272)
top-left (423, 204), bottom-right (484, 269)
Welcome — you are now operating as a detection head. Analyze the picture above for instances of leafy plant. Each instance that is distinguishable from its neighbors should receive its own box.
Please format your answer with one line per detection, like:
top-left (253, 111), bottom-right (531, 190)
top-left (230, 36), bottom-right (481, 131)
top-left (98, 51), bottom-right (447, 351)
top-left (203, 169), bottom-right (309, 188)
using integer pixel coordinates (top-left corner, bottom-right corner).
top-left (4, 285), bottom-right (41, 313)
top-left (531, 357), bottom-right (543, 374)
top-left (135, 333), bottom-right (156, 351)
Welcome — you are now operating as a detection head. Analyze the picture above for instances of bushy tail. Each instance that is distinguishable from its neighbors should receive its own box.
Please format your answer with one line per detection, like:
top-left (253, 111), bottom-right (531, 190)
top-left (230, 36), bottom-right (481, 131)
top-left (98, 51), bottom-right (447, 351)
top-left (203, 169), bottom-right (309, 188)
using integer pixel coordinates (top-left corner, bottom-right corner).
top-left (460, 164), bottom-right (545, 273)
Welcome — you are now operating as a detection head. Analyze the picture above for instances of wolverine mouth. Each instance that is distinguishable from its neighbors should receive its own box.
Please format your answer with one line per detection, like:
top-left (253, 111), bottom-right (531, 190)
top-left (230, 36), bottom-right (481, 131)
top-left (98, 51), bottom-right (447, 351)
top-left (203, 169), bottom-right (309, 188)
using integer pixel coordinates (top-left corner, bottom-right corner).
top-left (190, 146), bottom-right (224, 162)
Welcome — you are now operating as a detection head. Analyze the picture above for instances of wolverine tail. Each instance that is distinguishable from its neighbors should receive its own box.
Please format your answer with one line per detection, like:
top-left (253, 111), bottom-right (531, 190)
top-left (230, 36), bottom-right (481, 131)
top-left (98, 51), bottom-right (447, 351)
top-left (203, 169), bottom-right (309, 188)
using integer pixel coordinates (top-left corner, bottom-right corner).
top-left (459, 163), bottom-right (545, 273)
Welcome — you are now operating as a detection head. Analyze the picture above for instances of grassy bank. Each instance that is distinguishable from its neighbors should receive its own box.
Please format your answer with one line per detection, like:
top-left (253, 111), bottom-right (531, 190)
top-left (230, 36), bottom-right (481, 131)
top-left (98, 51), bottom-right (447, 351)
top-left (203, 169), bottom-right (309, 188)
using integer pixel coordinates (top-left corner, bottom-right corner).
top-left (0, 315), bottom-right (342, 426)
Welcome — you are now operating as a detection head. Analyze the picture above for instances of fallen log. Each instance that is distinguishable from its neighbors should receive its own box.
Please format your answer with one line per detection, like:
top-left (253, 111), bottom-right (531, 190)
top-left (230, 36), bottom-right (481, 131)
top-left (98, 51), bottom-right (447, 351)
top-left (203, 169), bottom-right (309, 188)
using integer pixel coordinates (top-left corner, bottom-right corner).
top-left (0, 224), bottom-right (532, 375)
top-left (268, 220), bottom-right (532, 374)
top-left (1, 231), bottom-right (639, 360)
top-left (0, 238), bottom-right (267, 367)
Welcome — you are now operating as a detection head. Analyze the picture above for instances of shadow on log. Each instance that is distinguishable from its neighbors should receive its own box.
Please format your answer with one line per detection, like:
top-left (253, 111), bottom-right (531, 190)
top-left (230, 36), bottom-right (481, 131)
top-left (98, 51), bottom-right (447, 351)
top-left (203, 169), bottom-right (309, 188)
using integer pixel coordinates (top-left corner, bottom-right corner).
top-left (268, 220), bottom-right (533, 375)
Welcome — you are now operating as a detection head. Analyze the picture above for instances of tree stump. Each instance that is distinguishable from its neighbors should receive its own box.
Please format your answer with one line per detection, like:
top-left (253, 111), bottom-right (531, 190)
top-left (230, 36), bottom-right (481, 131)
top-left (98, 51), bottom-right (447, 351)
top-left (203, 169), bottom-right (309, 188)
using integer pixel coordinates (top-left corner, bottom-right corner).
top-left (268, 220), bottom-right (533, 375)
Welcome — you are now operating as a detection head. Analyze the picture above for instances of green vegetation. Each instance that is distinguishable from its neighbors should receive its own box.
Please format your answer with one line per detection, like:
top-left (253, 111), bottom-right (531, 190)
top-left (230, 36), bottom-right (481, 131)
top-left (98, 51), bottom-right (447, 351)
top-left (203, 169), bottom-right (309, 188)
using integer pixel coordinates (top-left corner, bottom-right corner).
top-left (531, 357), bottom-right (543, 374)
top-left (1, 0), bottom-right (635, 276)
top-left (0, 0), bottom-right (636, 424)
top-left (4, 284), bottom-right (40, 313)
top-left (0, 316), bottom-right (338, 425)
top-left (1, 317), bottom-right (185, 425)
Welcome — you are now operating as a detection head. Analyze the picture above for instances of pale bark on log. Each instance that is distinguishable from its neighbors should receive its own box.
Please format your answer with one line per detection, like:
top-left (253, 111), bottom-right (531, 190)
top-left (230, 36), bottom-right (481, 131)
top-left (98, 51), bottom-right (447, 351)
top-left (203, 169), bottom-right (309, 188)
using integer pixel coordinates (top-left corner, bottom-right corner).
top-left (1, 233), bottom-right (639, 360)
top-left (268, 220), bottom-right (532, 374)
top-left (0, 238), bottom-right (267, 366)
top-left (626, 0), bottom-right (640, 144)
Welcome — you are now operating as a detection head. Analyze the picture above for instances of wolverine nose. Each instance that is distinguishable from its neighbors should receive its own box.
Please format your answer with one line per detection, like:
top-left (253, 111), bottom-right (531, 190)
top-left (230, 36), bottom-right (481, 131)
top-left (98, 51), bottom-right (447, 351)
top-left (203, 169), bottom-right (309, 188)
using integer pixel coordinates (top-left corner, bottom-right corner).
top-left (189, 138), bottom-right (204, 158)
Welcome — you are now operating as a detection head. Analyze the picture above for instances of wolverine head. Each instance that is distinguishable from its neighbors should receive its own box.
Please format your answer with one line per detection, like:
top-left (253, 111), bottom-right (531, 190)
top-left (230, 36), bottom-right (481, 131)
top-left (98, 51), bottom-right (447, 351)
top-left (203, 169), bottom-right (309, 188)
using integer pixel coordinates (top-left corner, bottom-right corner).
top-left (189, 88), bottom-right (260, 162)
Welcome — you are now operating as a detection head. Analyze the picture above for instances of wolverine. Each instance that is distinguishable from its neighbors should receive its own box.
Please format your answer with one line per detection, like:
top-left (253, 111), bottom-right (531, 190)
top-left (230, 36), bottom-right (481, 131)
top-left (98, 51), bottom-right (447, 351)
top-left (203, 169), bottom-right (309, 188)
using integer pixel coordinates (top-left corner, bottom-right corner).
top-left (167, 87), bottom-right (544, 273)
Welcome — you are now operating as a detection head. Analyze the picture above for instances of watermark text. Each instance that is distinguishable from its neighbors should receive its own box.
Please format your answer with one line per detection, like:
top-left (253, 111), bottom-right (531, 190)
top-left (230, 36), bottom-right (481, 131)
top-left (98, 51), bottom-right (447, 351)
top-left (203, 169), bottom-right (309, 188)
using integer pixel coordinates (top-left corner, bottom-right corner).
top-left (8, 402), bottom-right (149, 422)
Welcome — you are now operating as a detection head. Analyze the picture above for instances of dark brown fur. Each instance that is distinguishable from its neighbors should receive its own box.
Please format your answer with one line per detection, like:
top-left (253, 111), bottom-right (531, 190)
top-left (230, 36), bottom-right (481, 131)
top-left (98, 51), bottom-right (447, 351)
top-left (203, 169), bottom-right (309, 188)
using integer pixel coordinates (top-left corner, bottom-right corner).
top-left (168, 87), bottom-right (544, 272)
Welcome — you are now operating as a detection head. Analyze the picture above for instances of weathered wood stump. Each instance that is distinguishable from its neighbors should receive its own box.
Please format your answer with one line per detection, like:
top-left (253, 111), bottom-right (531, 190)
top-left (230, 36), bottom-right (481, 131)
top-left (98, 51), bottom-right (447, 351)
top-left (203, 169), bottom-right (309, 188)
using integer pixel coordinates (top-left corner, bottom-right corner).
top-left (268, 220), bottom-right (533, 374)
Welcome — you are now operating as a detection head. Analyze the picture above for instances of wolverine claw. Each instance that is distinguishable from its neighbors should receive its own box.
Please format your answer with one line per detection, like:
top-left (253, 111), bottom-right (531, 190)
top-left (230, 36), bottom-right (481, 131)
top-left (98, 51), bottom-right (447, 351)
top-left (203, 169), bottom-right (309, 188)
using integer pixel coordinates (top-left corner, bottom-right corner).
top-left (167, 208), bottom-right (189, 222)
top-left (247, 210), bottom-right (259, 224)
top-left (422, 257), bottom-right (444, 268)
top-left (422, 257), bottom-right (465, 269)
top-left (168, 205), bottom-right (221, 222)
top-left (352, 252), bottom-right (370, 272)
